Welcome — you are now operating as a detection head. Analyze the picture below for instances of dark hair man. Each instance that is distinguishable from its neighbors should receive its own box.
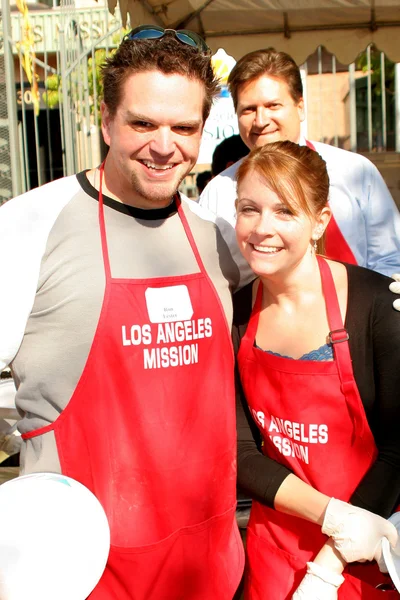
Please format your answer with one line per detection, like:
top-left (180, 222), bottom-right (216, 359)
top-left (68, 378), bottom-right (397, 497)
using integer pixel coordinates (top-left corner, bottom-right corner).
top-left (199, 47), bottom-right (400, 287)
top-left (211, 134), bottom-right (249, 177)
top-left (196, 169), bottom-right (212, 194)
top-left (0, 28), bottom-right (244, 599)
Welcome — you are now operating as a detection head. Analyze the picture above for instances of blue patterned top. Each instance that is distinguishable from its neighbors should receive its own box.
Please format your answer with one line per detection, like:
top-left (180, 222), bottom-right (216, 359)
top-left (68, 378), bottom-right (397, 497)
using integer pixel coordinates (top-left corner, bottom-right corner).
top-left (255, 342), bottom-right (334, 361)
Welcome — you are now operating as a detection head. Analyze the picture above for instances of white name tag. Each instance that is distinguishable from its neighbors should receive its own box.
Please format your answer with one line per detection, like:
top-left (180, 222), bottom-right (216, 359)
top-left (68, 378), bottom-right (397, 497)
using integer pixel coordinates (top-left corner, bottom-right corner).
top-left (145, 285), bottom-right (194, 323)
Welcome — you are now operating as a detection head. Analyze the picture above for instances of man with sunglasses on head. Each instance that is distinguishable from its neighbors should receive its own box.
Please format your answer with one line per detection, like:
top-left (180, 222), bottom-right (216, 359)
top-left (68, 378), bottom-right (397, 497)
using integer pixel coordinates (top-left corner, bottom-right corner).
top-left (199, 47), bottom-right (400, 289)
top-left (0, 28), bottom-right (244, 599)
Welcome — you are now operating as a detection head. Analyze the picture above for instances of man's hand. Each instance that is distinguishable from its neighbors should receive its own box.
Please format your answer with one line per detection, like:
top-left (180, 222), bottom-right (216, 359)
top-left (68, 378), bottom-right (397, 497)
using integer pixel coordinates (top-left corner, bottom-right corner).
top-left (322, 498), bottom-right (398, 564)
top-left (389, 274), bottom-right (400, 311)
top-left (292, 562), bottom-right (344, 600)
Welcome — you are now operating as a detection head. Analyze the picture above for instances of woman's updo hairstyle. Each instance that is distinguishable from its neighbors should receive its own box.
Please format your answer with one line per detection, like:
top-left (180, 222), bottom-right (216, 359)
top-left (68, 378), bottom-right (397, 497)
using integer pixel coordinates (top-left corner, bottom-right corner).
top-left (236, 140), bottom-right (330, 254)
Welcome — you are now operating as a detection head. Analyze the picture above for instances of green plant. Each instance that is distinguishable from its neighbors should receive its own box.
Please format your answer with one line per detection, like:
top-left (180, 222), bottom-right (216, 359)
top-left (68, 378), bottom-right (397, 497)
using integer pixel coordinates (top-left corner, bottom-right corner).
top-left (42, 73), bottom-right (60, 109)
top-left (43, 48), bottom-right (116, 122)
top-left (356, 45), bottom-right (395, 97)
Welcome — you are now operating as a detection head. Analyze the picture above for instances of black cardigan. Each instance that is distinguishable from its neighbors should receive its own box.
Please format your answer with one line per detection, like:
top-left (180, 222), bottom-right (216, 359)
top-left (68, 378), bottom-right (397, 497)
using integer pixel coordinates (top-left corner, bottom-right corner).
top-left (233, 263), bottom-right (400, 518)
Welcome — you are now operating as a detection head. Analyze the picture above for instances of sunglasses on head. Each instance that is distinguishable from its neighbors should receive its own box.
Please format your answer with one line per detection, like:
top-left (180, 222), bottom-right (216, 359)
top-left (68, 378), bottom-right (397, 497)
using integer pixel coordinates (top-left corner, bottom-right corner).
top-left (124, 25), bottom-right (209, 54)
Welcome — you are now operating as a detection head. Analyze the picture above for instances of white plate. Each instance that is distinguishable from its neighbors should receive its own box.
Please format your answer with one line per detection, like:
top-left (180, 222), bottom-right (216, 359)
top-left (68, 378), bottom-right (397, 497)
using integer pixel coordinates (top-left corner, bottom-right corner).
top-left (382, 512), bottom-right (400, 592)
top-left (0, 473), bottom-right (110, 600)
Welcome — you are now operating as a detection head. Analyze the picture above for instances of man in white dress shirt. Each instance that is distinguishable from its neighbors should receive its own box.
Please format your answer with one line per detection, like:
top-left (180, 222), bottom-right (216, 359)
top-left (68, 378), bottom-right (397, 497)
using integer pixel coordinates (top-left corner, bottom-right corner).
top-left (199, 48), bottom-right (400, 287)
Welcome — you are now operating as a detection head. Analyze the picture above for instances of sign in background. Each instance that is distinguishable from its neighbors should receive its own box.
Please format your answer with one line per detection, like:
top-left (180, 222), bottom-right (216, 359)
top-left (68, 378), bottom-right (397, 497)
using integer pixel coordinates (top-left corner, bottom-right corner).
top-left (197, 49), bottom-right (238, 165)
top-left (197, 86), bottom-right (239, 165)
top-left (8, 7), bottom-right (121, 55)
top-left (15, 82), bottom-right (48, 110)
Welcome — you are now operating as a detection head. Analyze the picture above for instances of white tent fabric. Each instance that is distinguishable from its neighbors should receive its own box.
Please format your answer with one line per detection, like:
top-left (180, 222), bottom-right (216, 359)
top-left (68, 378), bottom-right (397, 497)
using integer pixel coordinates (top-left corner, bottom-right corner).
top-left (104, 0), bottom-right (400, 65)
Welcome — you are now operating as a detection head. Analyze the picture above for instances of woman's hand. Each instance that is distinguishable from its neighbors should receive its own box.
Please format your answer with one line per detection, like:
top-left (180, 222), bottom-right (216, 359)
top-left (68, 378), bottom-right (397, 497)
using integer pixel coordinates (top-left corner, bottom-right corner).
top-left (322, 498), bottom-right (398, 564)
top-left (389, 275), bottom-right (400, 311)
top-left (292, 562), bottom-right (344, 600)
top-left (273, 475), bottom-right (398, 567)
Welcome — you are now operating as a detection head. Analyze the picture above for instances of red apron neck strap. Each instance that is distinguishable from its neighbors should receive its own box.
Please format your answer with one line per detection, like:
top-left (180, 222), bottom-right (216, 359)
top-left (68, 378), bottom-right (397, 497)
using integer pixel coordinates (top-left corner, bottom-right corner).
top-left (317, 256), bottom-right (345, 334)
top-left (317, 256), bottom-right (365, 437)
top-left (97, 168), bottom-right (208, 281)
top-left (305, 140), bottom-right (316, 151)
top-left (305, 140), bottom-right (358, 266)
top-left (98, 162), bottom-right (112, 281)
top-left (244, 280), bottom-right (263, 344)
top-left (175, 195), bottom-right (208, 275)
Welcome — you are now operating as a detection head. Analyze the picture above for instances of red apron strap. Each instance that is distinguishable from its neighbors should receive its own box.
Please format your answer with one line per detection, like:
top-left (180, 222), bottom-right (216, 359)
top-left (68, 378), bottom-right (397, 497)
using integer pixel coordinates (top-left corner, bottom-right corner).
top-left (243, 281), bottom-right (263, 347)
top-left (98, 170), bottom-right (207, 282)
top-left (176, 196), bottom-right (211, 277)
top-left (317, 256), bottom-right (365, 438)
top-left (176, 197), bottom-right (236, 340)
top-left (305, 140), bottom-right (357, 266)
top-left (325, 219), bottom-right (358, 266)
top-left (98, 162), bottom-right (112, 282)
top-left (21, 422), bottom-right (54, 440)
top-left (305, 140), bottom-right (317, 151)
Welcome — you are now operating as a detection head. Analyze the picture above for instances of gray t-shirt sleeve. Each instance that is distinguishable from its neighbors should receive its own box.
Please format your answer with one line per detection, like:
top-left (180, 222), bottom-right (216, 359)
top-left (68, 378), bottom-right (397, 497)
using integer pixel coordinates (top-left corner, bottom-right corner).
top-left (0, 178), bottom-right (76, 370)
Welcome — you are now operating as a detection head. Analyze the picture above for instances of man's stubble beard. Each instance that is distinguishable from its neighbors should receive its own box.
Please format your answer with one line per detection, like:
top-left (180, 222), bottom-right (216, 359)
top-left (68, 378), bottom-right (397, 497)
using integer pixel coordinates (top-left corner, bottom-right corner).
top-left (130, 167), bottom-right (190, 206)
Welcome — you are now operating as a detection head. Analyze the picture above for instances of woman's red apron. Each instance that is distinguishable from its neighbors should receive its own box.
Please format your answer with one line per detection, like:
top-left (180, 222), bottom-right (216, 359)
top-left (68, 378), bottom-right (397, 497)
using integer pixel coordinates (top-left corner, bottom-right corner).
top-left (22, 167), bottom-right (244, 599)
top-left (237, 256), bottom-right (397, 599)
top-left (306, 140), bottom-right (357, 265)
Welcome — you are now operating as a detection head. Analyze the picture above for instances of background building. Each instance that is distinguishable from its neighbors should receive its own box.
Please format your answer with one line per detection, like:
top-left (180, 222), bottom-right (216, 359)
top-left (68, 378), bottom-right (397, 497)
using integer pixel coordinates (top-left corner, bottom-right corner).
top-left (0, 0), bottom-right (399, 205)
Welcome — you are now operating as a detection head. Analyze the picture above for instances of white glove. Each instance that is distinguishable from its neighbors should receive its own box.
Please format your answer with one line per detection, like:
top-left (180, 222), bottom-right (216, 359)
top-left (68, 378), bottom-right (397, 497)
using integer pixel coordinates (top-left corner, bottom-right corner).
top-left (389, 275), bottom-right (400, 311)
top-left (292, 562), bottom-right (344, 600)
top-left (322, 498), bottom-right (398, 564)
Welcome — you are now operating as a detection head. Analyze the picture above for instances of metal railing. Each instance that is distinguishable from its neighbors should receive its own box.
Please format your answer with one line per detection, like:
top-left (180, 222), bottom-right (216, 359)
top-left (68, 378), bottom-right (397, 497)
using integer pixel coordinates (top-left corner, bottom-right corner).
top-left (0, 2), bottom-right (399, 204)
top-left (300, 45), bottom-right (398, 153)
top-left (0, 1), bottom-right (125, 203)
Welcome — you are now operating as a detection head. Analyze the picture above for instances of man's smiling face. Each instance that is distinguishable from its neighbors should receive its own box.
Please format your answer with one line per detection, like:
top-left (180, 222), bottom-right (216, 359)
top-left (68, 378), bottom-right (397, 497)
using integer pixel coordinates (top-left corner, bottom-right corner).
top-left (101, 69), bottom-right (205, 209)
top-left (236, 74), bottom-right (304, 150)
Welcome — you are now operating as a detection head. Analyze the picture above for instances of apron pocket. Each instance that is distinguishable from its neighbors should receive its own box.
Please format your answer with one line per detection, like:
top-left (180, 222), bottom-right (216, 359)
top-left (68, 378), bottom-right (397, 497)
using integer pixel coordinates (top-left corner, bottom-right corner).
top-left (245, 528), bottom-right (307, 600)
top-left (89, 509), bottom-right (244, 600)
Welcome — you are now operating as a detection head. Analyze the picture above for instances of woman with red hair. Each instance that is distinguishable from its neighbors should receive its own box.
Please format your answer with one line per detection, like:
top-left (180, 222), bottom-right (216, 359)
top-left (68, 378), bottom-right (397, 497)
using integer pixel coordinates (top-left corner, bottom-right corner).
top-left (233, 140), bottom-right (400, 599)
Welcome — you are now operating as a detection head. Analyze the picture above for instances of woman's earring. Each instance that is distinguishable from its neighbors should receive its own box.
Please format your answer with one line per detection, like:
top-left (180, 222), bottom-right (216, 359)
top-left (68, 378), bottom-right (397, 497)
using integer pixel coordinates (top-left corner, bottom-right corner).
top-left (313, 238), bottom-right (318, 253)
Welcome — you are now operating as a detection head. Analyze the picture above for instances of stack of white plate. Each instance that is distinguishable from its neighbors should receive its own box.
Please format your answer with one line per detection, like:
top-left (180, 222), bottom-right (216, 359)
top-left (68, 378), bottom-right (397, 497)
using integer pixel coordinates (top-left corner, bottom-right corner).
top-left (382, 513), bottom-right (400, 592)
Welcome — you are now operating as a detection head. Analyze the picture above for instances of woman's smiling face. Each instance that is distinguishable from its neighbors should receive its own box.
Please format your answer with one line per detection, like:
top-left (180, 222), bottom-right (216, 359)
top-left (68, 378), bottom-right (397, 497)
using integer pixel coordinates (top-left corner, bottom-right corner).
top-left (236, 169), bottom-right (317, 279)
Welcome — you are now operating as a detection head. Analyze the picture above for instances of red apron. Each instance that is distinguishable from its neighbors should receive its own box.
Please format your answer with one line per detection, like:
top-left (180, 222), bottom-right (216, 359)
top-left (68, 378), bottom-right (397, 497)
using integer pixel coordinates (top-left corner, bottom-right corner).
top-left (22, 167), bottom-right (244, 599)
top-left (237, 256), bottom-right (397, 599)
top-left (306, 140), bottom-right (357, 266)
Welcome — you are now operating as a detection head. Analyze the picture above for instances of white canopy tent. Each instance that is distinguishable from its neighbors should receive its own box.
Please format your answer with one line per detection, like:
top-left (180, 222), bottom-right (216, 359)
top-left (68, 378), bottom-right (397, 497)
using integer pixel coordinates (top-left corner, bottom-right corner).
top-left (103, 0), bottom-right (400, 65)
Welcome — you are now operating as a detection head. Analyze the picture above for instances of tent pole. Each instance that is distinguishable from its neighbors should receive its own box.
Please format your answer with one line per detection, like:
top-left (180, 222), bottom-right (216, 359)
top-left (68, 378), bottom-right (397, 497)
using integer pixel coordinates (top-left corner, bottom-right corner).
top-left (349, 63), bottom-right (357, 152)
top-left (300, 64), bottom-right (308, 140)
top-left (1, 0), bottom-right (22, 197)
top-left (395, 63), bottom-right (400, 153)
top-left (367, 45), bottom-right (373, 151)
top-left (380, 52), bottom-right (387, 150)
